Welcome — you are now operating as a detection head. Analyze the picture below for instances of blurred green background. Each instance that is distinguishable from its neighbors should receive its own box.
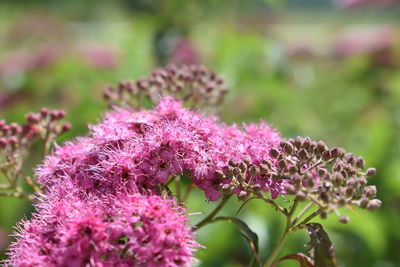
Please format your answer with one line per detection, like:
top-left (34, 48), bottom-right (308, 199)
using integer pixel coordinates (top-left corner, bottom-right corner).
top-left (0, 0), bottom-right (400, 266)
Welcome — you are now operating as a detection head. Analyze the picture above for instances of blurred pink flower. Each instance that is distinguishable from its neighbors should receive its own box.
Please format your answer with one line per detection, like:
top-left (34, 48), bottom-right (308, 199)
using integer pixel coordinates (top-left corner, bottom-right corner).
top-left (0, 44), bottom-right (64, 78)
top-left (332, 25), bottom-right (396, 65)
top-left (335, 0), bottom-right (398, 8)
top-left (76, 44), bottom-right (119, 69)
top-left (169, 37), bottom-right (199, 65)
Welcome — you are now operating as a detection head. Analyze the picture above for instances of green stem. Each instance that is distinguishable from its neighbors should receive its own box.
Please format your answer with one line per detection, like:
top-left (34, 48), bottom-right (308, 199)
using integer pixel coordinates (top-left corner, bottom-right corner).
top-left (263, 228), bottom-right (291, 267)
top-left (193, 194), bottom-right (232, 231)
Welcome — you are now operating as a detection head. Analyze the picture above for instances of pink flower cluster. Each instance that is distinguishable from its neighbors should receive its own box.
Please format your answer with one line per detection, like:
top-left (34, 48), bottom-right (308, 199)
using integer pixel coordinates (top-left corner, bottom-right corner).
top-left (38, 97), bottom-right (282, 201)
top-left (7, 192), bottom-right (198, 266)
top-left (8, 96), bottom-right (282, 266)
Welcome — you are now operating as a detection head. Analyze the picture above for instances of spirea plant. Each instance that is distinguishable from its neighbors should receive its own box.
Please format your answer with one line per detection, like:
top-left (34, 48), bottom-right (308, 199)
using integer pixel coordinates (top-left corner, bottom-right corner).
top-left (0, 65), bottom-right (381, 267)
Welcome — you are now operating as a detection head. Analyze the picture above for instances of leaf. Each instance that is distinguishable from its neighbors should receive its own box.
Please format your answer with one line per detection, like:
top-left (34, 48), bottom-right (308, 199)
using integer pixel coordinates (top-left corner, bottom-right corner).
top-left (305, 223), bottom-right (338, 267)
top-left (213, 216), bottom-right (261, 267)
top-left (271, 253), bottom-right (314, 267)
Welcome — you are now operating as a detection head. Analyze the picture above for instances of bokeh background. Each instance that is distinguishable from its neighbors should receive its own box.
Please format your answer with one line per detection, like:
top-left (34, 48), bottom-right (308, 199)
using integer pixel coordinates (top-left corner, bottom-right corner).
top-left (1, 0), bottom-right (400, 266)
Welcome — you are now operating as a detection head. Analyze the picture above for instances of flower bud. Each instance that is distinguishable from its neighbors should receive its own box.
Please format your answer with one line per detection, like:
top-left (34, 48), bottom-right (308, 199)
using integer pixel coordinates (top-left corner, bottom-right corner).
top-left (316, 141), bottom-right (327, 154)
top-left (339, 216), bottom-right (350, 224)
top-left (355, 157), bottom-right (365, 169)
top-left (8, 136), bottom-right (18, 148)
top-left (278, 159), bottom-right (286, 169)
top-left (239, 161), bottom-right (247, 173)
top-left (283, 142), bottom-right (294, 154)
top-left (322, 150), bottom-right (331, 161)
top-left (332, 172), bottom-right (343, 186)
top-left (365, 186), bottom-right (377, 199)
top-left (249, 165), bottom-right (258, 176)
top-left (346, 154), bottom-right (355, 165)
top-left (293, 137), bottom-right (302, 148)
top-left (221, 184), bottom-right (232, 194)
top-left (40, 108), bottom-right (49, 118)
top-left (238, 191), bottom-right (249, 201)
top-left (288, 165), bottom-right (297, 175)
top-left (269, 148), bottom-right (279, 159)
top-left (298, 149), bottom-right (308, 160)
top-left (61, 123), bottom-right (72, 133)
top-left (367, 199), bottom-right (381, 211)
top-left (214, 170), bottom-right (225, 179)
top-left (9, 123), bottom-right (21, 135)
top-left (0, 137), bottom-right (7, 149)
top-left (360, 198), bottom-right (369, 208)
top-left (296, 191), bottom-right (307, 201)
top-left (330, 147), bottom-right (339, 158)
top-left (320, 211), bottom-right (328, 219)
top-left (318, 168), bottom-right (327, 177)
top-left (284, 184), bottom-right (297, 195)
top-left (303, 137), bottom-right (311, 150)
top-left (25, 113), bottom-right (40, 124)
top-left (366, 168), bottom-right (376, 178)
top-left (252, 184), bottom-right (261, 193)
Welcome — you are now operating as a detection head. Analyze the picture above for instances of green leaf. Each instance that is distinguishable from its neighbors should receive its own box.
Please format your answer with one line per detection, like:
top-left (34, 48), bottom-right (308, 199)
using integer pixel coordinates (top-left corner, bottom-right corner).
top-left (305, 223), bottom-right (338, 267)
top-left (213, 216), bottom-right (261, 267)
top-left (271, 253), bottom-right (314, 267)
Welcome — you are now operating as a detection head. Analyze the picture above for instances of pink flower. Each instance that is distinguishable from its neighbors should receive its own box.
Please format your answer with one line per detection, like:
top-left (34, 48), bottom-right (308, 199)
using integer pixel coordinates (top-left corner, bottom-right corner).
top-left (37, 97), bottom-right (283, 201)
top-left (7, 192), bottom-right (199, 267)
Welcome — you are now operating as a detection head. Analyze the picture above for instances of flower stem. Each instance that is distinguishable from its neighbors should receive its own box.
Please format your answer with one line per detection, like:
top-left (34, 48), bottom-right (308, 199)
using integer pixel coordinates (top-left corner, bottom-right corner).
top-left (263, 228), bottom-right (291, 267)
top-left (193, 194), bottom-right (232, 231)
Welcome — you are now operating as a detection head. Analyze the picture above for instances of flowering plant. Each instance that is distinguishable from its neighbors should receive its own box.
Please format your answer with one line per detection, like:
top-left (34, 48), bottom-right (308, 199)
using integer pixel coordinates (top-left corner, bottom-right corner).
top-left (1, 65), bottom-right (381, 266)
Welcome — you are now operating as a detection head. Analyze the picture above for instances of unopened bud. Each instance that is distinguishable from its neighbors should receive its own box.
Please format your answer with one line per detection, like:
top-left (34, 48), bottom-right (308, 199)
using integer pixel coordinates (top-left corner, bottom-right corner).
top-left (296, 191), bottom-right (307, 201)
top-left (278, 159), bottom-right (286, 169)
top-left (320, 211), bottom-right (328, 219)
top-left (238, 191), bottom-right (249, 201)
top-left (9, 123), bottom-right (21, 135)
top-left (355, 157), bottom-right (365, 169)
top-left (214, 170), bottom-right (225, 179)
top-left (283, 142), bottom-right (294, 154)
top-left (367, 199), bottom-right (381, 211)
top-left (318, 168), bottom-right (327, 177)
top-left (339, 216), bottom-right (350, 224)
top-left (269, 148), bottom-right (279, 159)
top-left (298, 149), bottom-right (308, 160)
top-left (366, 168), bottom-right (376, 178)
top-left (322, 150), bottom-right (331, 161)
top-left (8, 136), bottom-right (18, 147)
top-left (284, 184), bottom-right (297, 195)
top-left (40, 108), bottom-right (49, 118)
top-left (25, 113), bottom-right (40, 124)
top-left (303, 137), bottom-right (311, 150)
top-left (0, 137), bottom-right (7, 148)
top-left (252, 184), bottom-right (261, 193)
top-left (288, 165), bottom-right (297, 175)
top-left (360, 198), bottom-right (369, 208)
top-left (293, 137), bottom-right (302, 148)
top-left (61, 122), bottom-right (72, 133)
top-left (249, 166), bottom-right (258, 176)
top-left (239, 161), bottom-right (247, 173)
top-left (316, 141), bottom-right (327, 154)
top-left (365, 186), bottom-right (377, 199)
top-left (221, 184), bottom-right (231, 194)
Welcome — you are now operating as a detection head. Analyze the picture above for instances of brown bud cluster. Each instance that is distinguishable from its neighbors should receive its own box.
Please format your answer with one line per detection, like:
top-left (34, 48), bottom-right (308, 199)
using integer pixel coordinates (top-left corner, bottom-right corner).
top-left (0, 108), bottom-right (71, 195)
top-left (217, 158), bottom-right (262, 201)
top-left (274, 137), bottom-right (381, 223)
top-left (103, 64), bottom-right (228, 111)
